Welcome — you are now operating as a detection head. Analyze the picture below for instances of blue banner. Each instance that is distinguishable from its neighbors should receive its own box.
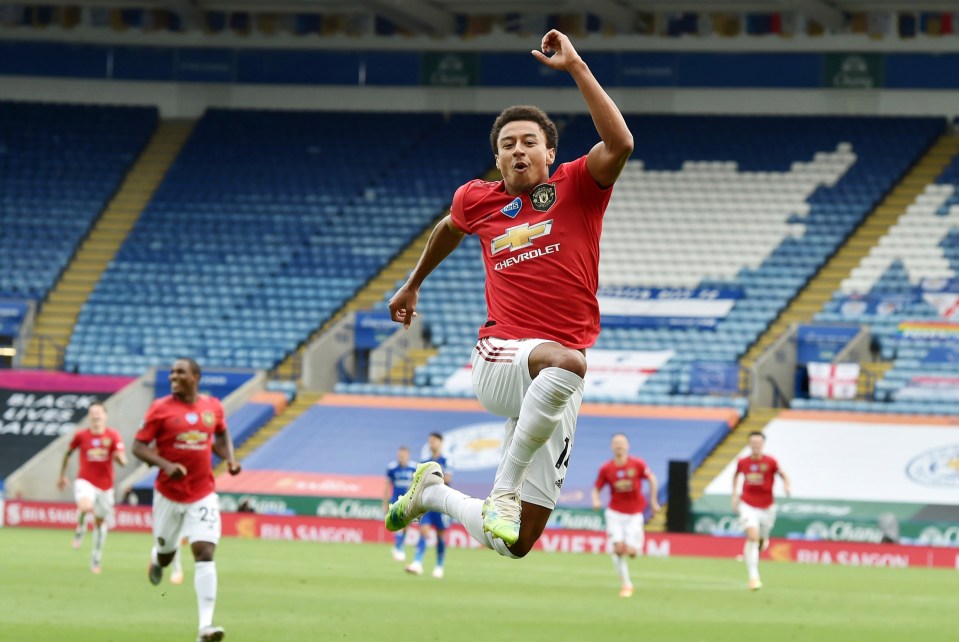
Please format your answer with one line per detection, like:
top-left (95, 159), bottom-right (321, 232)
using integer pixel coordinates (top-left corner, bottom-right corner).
top-left (796, 324), bottom-right (860, 364)
top-left (154, 368), bottom-right (256, 400)
top-left (4, 40), bottom-right (959, 90)
top-left (598, 287), bottom-right (742, 330)
top-left (921, 346), bottom-right (959, 365)
top-left (354, 311), bottom-right (396, 350)
top-left (0, 301), bottom-right (29, 337)
top-left (689, 362), bottom-right (742, 395)
top-left (918, 277), bottom-right (959, 293)
top-left (833, 293), bottom-right (919, 319)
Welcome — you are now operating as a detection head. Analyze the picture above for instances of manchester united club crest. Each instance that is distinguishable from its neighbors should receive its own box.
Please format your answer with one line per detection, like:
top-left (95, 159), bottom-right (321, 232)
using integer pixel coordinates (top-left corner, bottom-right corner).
top-left (202, 411), bottom-right (216, 427)
top-left (530, 183), bottom-right (556, 212)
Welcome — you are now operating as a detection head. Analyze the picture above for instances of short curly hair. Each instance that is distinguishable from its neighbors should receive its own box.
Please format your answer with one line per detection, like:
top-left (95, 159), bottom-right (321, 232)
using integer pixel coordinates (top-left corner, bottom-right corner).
top-left (489, 105), bottom-right (558, 154)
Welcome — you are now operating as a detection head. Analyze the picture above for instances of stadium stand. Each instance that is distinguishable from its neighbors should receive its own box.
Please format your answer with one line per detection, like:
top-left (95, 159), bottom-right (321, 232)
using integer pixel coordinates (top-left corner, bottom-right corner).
top-left (799, 145), bottom-right (959, 414)
top-left (64, 109), bottom-right (492, 375)
top-left (0, 101), bottom-right (157, 302)
top-left (337, 115), bottom-right (943, 412)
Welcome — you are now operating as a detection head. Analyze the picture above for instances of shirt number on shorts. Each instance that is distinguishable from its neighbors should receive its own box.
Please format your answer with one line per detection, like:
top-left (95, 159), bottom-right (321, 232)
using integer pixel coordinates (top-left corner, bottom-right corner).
top-left (554, 437), bottom-right (570, 470)
top-left (198, 507), bottom-right (219, 524)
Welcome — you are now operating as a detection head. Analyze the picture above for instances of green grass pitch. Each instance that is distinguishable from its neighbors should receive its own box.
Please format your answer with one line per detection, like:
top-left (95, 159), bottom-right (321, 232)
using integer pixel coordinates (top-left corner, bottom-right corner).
top-left (1, 528), bottom-right (956, 642)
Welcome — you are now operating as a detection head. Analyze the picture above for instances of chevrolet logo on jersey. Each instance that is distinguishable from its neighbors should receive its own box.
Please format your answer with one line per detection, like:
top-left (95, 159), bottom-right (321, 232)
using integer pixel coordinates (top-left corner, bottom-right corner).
top-left (490, 220), bottom-right (553, 255)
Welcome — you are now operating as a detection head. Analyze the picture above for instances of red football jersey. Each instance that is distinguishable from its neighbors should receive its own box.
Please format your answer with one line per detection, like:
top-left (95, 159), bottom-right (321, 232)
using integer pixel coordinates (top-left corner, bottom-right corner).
top-left (450, 155), bottom-right (613, 349)
top-left (135, 395), bottom-right (226, 503)
top-left (70, 427), bottom-right (125, 491)
top-left (594, 456), bottom-right (650, 515)
top-left (736, 454), bottom-right (780, 509)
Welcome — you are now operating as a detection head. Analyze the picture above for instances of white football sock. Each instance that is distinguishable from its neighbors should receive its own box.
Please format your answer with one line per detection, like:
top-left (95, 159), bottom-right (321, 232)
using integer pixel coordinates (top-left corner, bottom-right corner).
top-left (172, 546), bottom-right (183, 574)
top-left (744, 540), bottom-right (760, 580)
top-left (92, 523), bottom-right (107, 561)
top-left (421, 484), bottom-right (494, 551)
top-left (151, 546), bottom-right (159, 565)
top-left (194, 561), bottom-right (217, 629)
top-left (613, 554), bottom-right (632, 587)
top-left (494, 367), bottom-right (584, 493)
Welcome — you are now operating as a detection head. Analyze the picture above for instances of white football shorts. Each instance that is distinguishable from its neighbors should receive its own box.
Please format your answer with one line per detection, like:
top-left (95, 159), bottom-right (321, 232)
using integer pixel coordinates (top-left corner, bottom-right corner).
top-left (74, 478), bottom-right (115, 520)
top-left (152, 491), bottom-right (222, 554)
top-left (738, 501), bottom-right (777, 539)
top-left (605, 508), bottom-right (645, 551)
top-left (470, 336), bottom-right (582, 510)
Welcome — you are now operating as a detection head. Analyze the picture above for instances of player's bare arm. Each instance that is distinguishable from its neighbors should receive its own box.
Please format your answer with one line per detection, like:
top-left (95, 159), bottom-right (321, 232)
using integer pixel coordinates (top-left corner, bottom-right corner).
top-left (778, 469), bottom-right (792, 497)
top-left (532, 29), bottom-right (633, 187)
top-left (383, 477), bottom-right (393, 512)
top-left (731, 471), bottom-right (741, 511)
top-left (213, 430), bottom-right (242, 475)
top-left (389, 215), bottom-right (466, 329)
top-left (132, 438), bottom-right (187, 480)
top-left (590, 486), bottom-right (602, 511)
top-left (57, 446), bottom-right (75, 490)
top-left (113, 450), bottom-right (128, 468)
top-left (647, 472), bottom-right (661, 514)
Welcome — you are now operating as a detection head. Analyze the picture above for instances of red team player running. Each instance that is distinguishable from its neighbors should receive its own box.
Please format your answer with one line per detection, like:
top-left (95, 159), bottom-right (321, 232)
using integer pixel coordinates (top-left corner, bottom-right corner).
top-left (592, 433), bottom-right (659, 597)
top-left (57, 401), bottom-right (128, 574)
top-left (132, 358), bottom-right (241, 642)
top-left (386, 29), bottom-right (634, 560)
top-left (732, 431), bottom-right (791, 591)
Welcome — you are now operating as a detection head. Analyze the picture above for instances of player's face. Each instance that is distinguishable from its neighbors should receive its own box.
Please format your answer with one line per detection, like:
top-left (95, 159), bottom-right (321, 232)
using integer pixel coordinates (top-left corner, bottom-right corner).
top-left (88, 405), bottom-right (106, 432)
top-left (169, 360), bottom-right (198, 397)
top-left (611, 435), bottom-right (629, 458)
top-left (495, 120), bottom-right (556, 194)
top-left (397, 449), bottom-right (409, 466)
top-left (428, 435), bottom-right (442, 454)
top-left (749, 435), bottom-right (765, 457)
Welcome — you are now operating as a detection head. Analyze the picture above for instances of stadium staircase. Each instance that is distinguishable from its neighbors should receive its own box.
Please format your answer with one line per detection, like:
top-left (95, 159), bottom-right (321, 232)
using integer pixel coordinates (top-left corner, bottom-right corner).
top-left (656, 132), bottom-right (959, 528)
top-left (274, 165), bottom-right (504, 382)
top-left (216, 390), bottom-right (323, 474)
top-left (741, 132), bottom-right (959, 369)
top-left (22, 120), bottom-right (195, 369)
top-left (271, 226), bottom-right (435, 381)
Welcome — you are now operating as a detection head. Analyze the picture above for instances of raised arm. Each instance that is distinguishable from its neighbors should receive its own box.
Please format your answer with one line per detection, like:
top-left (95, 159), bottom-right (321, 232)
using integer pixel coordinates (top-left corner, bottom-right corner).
top-left (532, 29), bottom-right (633, 187)
top-left (389, 215), bottom-right (466, 329)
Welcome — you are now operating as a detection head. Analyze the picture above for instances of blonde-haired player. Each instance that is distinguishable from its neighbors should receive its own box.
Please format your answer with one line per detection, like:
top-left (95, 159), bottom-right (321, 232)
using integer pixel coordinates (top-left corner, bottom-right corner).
top-left (732, 431), bottom-right (791, 591)
top-left (57, 401), bottom-right (127, 573)
top-left (592, 433), bottom-right (659, 597)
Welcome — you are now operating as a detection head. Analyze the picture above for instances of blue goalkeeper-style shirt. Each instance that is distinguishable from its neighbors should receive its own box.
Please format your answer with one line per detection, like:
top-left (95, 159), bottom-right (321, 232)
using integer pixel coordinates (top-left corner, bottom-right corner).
top-left (386, 461), bottom-right (418, 502)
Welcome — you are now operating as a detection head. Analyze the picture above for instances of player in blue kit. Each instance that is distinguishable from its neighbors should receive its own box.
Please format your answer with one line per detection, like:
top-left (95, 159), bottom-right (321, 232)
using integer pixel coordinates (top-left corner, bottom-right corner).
top-left (405, 433), bottom-right (453, 578)
top-left (385, 446), bottom-right (418, 562)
